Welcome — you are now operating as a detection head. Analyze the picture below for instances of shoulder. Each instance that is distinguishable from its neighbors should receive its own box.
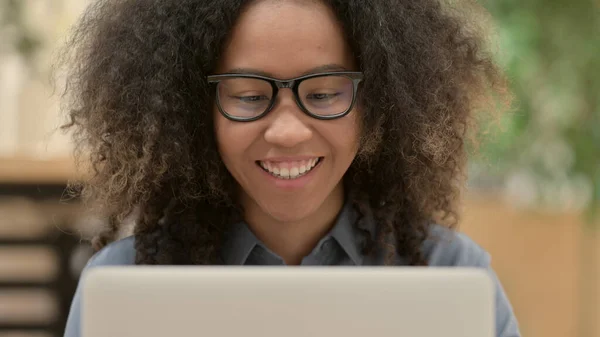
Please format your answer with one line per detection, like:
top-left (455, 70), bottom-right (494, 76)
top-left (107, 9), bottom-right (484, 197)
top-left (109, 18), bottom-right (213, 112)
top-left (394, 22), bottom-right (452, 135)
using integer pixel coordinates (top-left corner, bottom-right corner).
top-left (86, 235), bottom-right (137, 267)
top-left (420, 225), bottom-right (522, 337)
top-left (63, 236), bottom-right (136, 337)
top-left (422, 224), bottom-right (490, 267)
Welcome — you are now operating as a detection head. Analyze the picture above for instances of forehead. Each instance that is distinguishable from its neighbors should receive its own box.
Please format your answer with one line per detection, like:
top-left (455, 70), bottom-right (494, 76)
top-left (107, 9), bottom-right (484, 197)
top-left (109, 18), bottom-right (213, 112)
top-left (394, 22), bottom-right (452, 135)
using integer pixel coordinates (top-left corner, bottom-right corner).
top-left (217, 0), bottom-right (355, 78)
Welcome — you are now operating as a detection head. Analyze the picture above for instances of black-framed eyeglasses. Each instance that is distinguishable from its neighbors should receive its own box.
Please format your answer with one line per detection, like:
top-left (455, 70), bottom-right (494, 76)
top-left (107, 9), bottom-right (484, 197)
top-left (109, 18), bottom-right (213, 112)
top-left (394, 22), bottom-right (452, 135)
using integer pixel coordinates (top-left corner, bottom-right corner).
top-left (207, 71), bottom-right (363, 122)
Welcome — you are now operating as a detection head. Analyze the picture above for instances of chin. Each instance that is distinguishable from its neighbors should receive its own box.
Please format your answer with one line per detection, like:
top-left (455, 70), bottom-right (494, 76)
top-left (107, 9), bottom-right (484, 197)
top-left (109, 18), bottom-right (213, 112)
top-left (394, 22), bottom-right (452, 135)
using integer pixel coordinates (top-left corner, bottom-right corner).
top-left (261, 200), bottom-right (322, 224)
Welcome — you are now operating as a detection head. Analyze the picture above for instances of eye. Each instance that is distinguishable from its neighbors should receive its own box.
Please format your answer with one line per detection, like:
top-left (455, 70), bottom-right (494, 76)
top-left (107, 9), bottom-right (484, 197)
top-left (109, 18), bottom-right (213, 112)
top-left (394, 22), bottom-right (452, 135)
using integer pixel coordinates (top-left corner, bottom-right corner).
top-left (306, 92), bottom-right (340, 100)
top-left (232, 95), bottom-right (270, 103)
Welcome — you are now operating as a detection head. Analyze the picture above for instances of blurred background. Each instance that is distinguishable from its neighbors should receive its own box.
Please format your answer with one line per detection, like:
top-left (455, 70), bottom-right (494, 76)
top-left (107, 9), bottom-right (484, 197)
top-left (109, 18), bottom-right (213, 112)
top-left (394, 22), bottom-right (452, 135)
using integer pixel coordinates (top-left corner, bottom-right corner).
top-left (0, 0), bottom-right (598, 336)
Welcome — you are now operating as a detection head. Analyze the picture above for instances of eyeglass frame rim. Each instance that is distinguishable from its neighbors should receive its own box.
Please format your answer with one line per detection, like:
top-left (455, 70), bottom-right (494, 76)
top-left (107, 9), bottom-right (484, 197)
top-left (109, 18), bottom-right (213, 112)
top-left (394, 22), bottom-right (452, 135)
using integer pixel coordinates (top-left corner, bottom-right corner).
top-left (206, 71), bottom-right (364, 122)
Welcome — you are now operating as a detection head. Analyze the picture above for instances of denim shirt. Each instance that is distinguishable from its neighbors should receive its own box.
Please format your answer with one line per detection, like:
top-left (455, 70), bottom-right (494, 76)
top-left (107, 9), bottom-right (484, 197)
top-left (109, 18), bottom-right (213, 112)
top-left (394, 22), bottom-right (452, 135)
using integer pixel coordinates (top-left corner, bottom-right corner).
top-left (64, 202), bottom-right (521, 337)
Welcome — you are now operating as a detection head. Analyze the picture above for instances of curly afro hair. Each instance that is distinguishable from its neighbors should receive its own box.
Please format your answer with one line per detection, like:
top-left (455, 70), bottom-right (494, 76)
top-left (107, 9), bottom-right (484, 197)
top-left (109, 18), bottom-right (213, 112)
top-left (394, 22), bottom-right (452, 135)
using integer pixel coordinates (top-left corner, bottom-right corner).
top-left (60, 0), bottom-right (510, 265)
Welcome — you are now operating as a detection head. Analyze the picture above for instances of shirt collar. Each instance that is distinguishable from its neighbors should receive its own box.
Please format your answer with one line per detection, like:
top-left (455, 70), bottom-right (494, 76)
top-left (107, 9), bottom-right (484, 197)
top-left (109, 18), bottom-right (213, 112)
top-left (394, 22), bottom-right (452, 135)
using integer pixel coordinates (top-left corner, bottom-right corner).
top-left (220, 201), bottom-right (367, 266)
top-left (220, 221), bottom-right (258, 265)
top-left (328, 201), bottom-right (364, 265)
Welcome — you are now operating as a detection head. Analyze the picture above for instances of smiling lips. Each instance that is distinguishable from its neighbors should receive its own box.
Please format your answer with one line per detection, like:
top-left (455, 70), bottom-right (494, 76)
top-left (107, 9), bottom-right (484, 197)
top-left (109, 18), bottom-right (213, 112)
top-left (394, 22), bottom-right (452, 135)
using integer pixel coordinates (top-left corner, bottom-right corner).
top-left (258, 158), bottom-right (322, 179)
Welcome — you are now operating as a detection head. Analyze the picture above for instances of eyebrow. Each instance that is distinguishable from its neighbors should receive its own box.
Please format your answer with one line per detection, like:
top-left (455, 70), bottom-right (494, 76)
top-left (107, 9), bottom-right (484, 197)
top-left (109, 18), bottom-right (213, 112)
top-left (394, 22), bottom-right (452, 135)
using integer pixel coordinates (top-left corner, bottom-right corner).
top-left (222, 64), bottom-right (349, 78)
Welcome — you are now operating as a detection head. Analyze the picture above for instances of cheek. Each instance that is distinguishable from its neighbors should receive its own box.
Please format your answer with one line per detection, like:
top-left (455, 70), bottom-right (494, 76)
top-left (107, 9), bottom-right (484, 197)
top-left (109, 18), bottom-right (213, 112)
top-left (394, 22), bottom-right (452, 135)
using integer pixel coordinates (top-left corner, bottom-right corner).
top-left (315, 118), bottom-right (360, 169)
top-left (332, 113), bottom-right (361, 156)
top-left (213, 113), bottom-right (260, 163)
top-left (213, 113), bottom-right (238, 161)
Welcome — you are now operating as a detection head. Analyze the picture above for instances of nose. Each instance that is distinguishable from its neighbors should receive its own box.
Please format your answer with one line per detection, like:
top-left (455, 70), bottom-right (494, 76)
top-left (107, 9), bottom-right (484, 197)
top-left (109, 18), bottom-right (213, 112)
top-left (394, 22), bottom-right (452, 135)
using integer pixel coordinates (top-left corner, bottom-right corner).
top-left (263, 90), bottom-right (313, 148)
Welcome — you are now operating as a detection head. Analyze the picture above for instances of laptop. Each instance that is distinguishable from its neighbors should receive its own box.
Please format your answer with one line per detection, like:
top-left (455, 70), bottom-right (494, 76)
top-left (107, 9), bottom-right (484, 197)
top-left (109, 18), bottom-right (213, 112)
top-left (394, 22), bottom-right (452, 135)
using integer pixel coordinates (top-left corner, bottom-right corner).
top-left (81, 267), bottom-right (494, 337)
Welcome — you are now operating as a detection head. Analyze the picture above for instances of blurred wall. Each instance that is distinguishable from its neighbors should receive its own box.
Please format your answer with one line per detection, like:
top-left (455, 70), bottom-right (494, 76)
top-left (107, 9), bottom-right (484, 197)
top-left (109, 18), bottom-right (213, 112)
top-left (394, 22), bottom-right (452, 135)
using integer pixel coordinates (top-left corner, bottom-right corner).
top-left (461, 193), bottom-right (600, 337)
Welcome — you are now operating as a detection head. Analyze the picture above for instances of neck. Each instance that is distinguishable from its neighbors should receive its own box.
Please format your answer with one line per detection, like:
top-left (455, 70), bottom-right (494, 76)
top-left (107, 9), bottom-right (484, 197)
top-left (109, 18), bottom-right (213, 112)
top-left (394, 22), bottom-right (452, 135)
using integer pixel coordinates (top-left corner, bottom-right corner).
top-left (242, 186), bottom-right (345, 265)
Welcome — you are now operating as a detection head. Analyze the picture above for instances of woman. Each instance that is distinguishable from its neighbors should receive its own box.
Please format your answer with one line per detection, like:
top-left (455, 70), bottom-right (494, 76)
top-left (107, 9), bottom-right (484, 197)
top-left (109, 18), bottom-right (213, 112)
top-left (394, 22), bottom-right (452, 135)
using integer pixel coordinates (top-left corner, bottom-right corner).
top-left (62, 0), bottom-right (520, 336)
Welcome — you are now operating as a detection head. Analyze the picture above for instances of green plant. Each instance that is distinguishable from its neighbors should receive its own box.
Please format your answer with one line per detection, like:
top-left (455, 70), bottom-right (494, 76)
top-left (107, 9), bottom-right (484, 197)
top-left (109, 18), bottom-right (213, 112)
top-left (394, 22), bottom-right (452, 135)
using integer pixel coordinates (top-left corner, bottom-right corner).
top-left (477, 0), bottom-right (600, 223)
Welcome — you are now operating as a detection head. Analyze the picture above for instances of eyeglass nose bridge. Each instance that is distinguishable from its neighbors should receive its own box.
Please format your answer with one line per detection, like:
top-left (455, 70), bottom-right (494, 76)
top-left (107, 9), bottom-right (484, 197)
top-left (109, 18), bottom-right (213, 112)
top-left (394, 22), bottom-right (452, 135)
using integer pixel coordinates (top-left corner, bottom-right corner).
top-left (275, 80), bottom-right (295, 89)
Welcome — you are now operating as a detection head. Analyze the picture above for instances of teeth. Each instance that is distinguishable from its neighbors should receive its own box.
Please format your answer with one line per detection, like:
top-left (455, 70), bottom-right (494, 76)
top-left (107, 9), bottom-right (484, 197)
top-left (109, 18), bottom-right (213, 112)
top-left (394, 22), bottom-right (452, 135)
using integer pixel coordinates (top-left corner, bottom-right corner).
top-left (280, 168), bottom-right (290, 179)
top-left (259, 158), bottom-right (321, 180)
top-left (290, 167), bottom-right (299, 178)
